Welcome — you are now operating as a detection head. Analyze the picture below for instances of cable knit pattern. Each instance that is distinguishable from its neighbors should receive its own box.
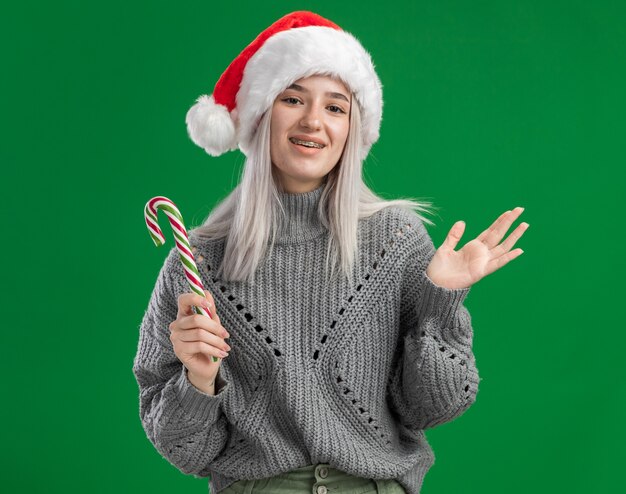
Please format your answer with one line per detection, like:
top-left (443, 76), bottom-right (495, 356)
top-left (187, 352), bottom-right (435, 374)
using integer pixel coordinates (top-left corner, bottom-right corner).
top-left (133, 184), bottom-right (480, 494)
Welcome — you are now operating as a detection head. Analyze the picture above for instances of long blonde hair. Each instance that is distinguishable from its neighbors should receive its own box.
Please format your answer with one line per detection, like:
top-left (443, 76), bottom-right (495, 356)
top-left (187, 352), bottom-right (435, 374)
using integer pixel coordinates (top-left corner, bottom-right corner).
top-left (190, 90), bottom-right (438, 285)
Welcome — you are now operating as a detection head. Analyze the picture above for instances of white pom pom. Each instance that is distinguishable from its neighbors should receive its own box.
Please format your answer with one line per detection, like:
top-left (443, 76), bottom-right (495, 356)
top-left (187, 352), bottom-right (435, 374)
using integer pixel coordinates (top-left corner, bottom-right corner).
top-left (185, 94), bottom-right (237, 157)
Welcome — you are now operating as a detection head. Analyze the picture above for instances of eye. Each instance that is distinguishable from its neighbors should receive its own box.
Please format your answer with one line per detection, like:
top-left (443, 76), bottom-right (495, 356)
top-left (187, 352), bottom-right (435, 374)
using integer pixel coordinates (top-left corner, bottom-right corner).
top-left (282, 97), bottom-right (301, 105)
top-left (328, 105), bottom-right (346, 114)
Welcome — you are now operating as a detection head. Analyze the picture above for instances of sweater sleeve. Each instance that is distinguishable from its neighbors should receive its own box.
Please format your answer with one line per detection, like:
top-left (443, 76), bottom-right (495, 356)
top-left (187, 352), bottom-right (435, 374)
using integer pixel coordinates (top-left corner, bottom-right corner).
top-left (388, 219), bottom-right (480, 430)
top-left (132, 247), bottom-right (231, 478)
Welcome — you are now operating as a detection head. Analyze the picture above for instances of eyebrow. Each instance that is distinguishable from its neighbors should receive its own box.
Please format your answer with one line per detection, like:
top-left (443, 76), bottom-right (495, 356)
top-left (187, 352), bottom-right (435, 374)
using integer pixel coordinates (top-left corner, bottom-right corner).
top-left (285, 83), bottom-right (351, 104)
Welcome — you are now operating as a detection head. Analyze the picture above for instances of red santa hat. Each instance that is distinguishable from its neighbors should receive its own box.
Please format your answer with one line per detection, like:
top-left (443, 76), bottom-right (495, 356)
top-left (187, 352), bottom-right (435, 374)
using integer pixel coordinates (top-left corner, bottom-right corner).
top-left (185, 10), bottom-right (383, 161)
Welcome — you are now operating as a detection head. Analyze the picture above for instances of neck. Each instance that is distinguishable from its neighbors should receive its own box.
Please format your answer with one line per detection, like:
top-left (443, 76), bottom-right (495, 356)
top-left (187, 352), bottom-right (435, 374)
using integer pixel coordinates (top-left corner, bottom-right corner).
top-left (274, 184), bottom-right (326, 244)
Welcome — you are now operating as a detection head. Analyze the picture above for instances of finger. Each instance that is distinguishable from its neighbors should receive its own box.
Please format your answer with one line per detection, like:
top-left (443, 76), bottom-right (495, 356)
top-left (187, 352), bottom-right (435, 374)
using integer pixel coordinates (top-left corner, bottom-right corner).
top-left (475, 210), bottom-right (511, 246)
top-left (177, 340), bottom-right (229, 360)
top-left (203, 290), bottom-right (220, 324)
top-left (177, 292), bottom-right (212, 318)
top-left (476, 207), bottom-right (524, 248)
top-left (497, 222), bottom-right (529, 254)
top-left (483, 248), bottom-right (525, 277)
top-left (173, 328), bottom-right (231, 353)
top-left (174, 313), bottom-right (222, 335)
top-left (441, 221), bottom-right (465, 251)
top-left (203, 290), bottom-right (215, 307)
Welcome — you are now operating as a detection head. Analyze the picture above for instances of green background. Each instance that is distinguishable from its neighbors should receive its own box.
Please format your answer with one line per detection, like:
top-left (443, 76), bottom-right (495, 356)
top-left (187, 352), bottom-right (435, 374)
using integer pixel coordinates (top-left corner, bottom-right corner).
top-left (2, 0), bottom-right (624, 492)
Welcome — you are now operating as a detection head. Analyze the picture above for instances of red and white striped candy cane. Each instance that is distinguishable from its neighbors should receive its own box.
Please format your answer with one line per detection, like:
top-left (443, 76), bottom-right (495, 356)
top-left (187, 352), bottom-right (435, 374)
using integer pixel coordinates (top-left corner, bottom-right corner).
top-left (144, 196), bottom-right (220, 362)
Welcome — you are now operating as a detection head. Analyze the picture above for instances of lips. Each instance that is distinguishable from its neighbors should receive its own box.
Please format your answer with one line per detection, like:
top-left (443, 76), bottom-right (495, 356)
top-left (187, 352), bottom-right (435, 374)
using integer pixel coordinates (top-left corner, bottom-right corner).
top-left (289, 135), bottom-right (326, 148)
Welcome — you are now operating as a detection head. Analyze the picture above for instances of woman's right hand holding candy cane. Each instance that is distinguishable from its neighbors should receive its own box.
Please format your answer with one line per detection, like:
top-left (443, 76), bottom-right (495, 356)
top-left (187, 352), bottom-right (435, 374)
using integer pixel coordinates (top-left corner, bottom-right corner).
top-left (169, 289), bottom-right (231, 394)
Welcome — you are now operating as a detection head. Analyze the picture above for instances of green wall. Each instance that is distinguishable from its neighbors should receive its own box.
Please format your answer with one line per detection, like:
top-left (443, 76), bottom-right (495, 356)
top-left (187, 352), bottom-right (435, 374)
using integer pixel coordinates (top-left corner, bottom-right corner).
top-left (2, 1), bottom-right (624, 492)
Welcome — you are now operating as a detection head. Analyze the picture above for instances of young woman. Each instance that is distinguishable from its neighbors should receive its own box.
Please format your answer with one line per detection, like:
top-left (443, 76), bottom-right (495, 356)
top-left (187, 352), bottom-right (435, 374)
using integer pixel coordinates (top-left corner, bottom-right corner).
top-left (133, 11), bottom-right (528, 494)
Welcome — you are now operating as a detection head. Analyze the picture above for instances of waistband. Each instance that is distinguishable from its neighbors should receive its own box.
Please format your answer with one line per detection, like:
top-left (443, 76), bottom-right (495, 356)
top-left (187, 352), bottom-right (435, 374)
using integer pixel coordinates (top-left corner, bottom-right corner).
top-left (267, 463), bottom-right (373, 490)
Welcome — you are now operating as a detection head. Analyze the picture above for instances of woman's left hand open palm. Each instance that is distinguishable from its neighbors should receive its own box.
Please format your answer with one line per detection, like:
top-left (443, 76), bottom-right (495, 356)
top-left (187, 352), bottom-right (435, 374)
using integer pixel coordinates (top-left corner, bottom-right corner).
top-left (426, 207), bottom-right (529, 290)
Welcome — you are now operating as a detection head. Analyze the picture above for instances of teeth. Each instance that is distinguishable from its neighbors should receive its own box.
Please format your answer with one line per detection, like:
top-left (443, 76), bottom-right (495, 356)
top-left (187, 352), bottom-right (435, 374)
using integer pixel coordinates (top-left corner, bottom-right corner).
top-left (290, 137), bottom-right (324, 148)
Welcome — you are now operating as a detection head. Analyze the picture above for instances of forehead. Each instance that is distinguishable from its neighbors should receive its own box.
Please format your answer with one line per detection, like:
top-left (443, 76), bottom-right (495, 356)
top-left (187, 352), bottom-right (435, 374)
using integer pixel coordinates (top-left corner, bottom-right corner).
top-left (288, 74), bottom-right (351, 94)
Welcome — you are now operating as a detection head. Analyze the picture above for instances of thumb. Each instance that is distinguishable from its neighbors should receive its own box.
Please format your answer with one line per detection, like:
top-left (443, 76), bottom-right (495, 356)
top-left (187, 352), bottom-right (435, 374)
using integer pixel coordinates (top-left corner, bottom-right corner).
top-left (203, 290), bottom-right (220, 323)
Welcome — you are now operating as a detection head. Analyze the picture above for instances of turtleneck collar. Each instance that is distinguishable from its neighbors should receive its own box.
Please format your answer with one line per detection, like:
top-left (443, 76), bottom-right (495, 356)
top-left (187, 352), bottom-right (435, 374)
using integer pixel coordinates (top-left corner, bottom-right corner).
top-left (274, 184), bottom-right (327, 244)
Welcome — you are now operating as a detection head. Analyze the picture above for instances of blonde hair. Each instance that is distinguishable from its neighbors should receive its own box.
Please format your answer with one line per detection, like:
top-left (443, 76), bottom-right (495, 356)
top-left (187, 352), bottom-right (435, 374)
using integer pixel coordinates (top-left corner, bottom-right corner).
top-left (190, 87), bottom-right (438, 285)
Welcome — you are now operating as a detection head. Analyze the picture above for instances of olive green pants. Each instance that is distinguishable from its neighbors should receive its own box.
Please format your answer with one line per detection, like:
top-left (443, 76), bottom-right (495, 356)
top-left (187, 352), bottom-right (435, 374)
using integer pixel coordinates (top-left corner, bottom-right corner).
top-left (219, 463), bottom-right (407, 493)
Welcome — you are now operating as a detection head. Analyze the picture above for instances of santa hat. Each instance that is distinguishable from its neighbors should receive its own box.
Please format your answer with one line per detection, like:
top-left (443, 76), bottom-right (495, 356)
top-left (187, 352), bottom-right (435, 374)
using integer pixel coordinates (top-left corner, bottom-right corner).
top-left (185, 10), bottom-right (383, 161)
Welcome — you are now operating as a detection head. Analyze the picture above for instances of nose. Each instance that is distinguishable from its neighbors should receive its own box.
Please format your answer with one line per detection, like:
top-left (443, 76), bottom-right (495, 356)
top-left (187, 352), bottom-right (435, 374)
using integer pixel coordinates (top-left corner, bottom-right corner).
top-left (300, 104), bottom-right (322, 130)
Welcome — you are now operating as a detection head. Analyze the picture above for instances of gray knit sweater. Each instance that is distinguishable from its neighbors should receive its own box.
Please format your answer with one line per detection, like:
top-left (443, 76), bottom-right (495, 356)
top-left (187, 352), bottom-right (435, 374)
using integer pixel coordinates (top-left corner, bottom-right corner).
top-left (133, 184), bottom-right (480, 494)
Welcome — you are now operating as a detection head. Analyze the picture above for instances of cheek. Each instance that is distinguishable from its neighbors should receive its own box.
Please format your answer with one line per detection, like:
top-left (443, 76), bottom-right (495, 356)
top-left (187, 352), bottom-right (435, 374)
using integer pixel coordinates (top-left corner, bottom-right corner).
top-left (270, 136), bottom-right (280, 164)
top-left (332, 121), bottom-right (350, 149)
top-left (269, 118), bottom-right (283, 158)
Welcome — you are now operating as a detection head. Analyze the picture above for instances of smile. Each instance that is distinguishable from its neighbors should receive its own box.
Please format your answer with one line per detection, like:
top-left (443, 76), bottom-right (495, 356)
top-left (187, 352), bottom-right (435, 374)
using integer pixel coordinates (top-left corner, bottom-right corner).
top-left (289, 137), bottom-right (325, 149)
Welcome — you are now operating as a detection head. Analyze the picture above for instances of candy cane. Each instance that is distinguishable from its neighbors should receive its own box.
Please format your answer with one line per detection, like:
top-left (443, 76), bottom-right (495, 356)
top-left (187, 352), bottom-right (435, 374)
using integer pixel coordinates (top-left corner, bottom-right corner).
top-left (144, 196), bottom-right (220, 362)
